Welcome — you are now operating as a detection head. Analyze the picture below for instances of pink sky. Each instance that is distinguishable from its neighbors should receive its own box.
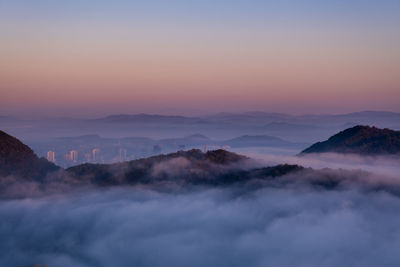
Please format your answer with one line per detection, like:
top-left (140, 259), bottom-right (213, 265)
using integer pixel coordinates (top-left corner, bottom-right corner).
top-left (1, 1), bottom-right (399, 117)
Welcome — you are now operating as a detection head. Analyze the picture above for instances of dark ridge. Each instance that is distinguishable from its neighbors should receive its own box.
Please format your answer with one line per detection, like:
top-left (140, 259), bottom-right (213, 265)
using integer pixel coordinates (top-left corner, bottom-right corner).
top-left (66, 149), bottom-right (249, 185)
top-left (204, 149), bottom-right (247, 164)
top-left (301, 125), bottom-right (400, 155)
top-left (4, 130), bottom-right (389, 194)
top-left (0, 130), bottom-right (37, 165)
top-left (215, 164), bottom-right (305, 185)
top-left (0, 130), bottom-right (59, 180)
top-left (66, 148), bottom-right (304, 187)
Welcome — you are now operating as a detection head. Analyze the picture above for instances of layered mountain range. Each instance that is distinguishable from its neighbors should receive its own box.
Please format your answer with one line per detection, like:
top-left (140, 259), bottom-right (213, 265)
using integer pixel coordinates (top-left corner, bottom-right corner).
top-left (66, 149), bottom-right (303, 186)
top-left (1, 126), bottom-right (400, 197)
top-left (3, 111), bottom-right (400, 145)
top-left (0, 129), bottom-right (304, 186)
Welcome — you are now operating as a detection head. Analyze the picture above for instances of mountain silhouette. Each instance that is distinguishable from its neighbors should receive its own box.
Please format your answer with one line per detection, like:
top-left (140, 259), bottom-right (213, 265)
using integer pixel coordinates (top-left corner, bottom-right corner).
top-left (66, 148), bottom-right (306, 186)
top-left (3, 130), bottom-right (392, 195)
top-left (0, 130), bottom-right (59, 180)
top-left (301, 125), bottom-right (400, 155)
top-left (0, 129), bottom-right (304, 187)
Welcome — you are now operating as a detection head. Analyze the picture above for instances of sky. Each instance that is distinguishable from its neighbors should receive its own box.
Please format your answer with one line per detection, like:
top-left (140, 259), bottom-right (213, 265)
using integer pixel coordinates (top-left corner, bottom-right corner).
top-left (0, 0), bottom-right (399, 117)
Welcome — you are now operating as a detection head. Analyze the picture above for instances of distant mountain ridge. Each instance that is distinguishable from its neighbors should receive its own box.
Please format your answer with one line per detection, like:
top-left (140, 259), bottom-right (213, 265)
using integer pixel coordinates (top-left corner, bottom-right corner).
top-left (302, 125), bottom-right (400, 155)
top-left (93, 110), bottom-right (400, 121)
top-left (263, 122), bottom-right (318, 131)
top-left (93, 113), bottom-right (203, 124)
top-left (222, 135), bottom-right (304, 148)
top-left (4, 110), bottom-right (399, 145)
top-left (3, 129), bottom-right (400, 198)
top-left (87, 111), bottom-right (400, 135)
top-left (30, 132), bottom-right (305, 167)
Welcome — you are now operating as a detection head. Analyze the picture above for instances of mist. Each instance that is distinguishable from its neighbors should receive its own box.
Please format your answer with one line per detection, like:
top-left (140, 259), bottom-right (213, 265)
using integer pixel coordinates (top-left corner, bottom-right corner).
top-left (237, 151), bottom-right (400, 177)
top-left (1, 111), bottom-right (400, 267)
top-left (2, 180), bottom-right (400, 267)
top-left (2, 0), bottom-right (400, 264)
top-left (2, 153), bottom-right (400, 267)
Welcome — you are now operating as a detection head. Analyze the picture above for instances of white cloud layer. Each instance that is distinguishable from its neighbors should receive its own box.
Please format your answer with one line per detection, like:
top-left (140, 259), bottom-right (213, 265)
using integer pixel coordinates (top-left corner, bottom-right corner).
top-left (2, 182), bottom-right (400, 267)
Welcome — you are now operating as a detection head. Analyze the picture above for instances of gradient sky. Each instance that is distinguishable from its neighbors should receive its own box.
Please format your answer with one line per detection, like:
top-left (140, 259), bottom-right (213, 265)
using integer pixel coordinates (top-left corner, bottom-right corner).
top-left (1, 0), bottom-right (399, 117)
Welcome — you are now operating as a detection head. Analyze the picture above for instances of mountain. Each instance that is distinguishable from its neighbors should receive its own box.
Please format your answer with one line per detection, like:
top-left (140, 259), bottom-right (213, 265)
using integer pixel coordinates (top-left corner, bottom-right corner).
top-left (158, 134), bottom-right (213, 147)
top-left (29, 131), bottom-right (308, 167)
top-left (301, 125), bottom-right (400, 155)
top-left (4, 130), bottom-right (395, 197)
top-left (58, 134), bottom-right (102, 141)
top-left (93, 114), bottom-right (203, 124)
top-left (0, 130), bottom-right (59, 180)
top-left (67, 149), bottom-right (248, 185)
top-left (0, 130), bottom-right (37, 165)
top-left (1, 129), bottom-right (305, 188)
top-left (0, 129), bottom-right (304, 189)
top-left (222, 135), bottom-right (301, 148)
top-left (205, 112), bottom-right (293, 124)
top-left (263, 122), bottom-right (318, 131)
top-left (4, 110), bottom-right (400, 145)
top-left (66, 148), bottom-right (308, 187)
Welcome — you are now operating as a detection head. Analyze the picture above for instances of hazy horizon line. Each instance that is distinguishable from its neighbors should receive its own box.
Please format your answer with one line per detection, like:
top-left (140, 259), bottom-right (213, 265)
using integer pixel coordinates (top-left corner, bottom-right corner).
top-left (1, 109), bottom-right (400, 120)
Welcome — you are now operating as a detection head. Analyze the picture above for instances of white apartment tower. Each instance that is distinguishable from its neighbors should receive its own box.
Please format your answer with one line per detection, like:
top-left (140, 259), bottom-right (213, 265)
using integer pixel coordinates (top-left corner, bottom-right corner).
top-left (70, 150), bottom-right (78, 162)
top-left (46, 151), bottom-right (55, 163)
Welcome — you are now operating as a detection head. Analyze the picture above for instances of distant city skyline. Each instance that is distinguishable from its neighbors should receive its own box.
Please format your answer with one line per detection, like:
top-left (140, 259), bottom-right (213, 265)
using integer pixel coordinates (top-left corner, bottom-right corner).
top-left (1, 1), bottom-right (399, 117)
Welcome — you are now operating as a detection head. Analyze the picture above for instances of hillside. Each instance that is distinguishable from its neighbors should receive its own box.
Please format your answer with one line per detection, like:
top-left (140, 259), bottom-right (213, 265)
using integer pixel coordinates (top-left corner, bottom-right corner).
top-left (0, 130), bottom-right (306, 187)
top-left (301, 125), bottom-right (400, 155)
top-left (67, 149), bottom-right (251, 185)
top-left (67, 148), bottom-right (308, 187)
top-left (0, 130), bottom-right (59, 180)
top-left (3, 130), bottom-right (397, 197)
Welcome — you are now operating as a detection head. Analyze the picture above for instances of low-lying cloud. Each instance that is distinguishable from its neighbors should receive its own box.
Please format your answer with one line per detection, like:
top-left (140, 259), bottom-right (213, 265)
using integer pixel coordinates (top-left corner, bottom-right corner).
top-left (3, 179), bottom-right (400, 267)
top-left (2, 151), bottom-right (400, 267)
top-left (239, 150), bottom-right (400, 177)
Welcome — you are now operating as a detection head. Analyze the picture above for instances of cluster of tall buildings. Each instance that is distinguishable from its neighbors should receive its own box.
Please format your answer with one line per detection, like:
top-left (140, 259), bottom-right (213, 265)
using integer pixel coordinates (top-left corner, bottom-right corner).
top-left (64, 150), bottom-right (79, 162)
top-left (46, 147), bottom-right (129, 165)
top-left (62, 149), bottom-right (102, 163)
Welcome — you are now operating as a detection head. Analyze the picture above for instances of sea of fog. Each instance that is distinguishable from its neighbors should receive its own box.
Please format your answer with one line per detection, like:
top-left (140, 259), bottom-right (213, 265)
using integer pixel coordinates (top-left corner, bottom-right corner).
top-left (3, 175), bottom-right (400, 267)
top-left (2, 147), bottom-right (400, 267)
top-left (232, 148), bottom-right (400, 177)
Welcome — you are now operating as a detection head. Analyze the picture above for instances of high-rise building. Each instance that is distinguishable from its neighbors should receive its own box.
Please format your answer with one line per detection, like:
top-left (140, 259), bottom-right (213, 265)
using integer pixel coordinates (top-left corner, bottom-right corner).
top-left (92, 148), bottom-right (101, 162)
top-left (119, 148), bottom-right (127, 162)
top-left (70, 150), bottom-right (78, 162)
top-left (46, 151), bottom-right (55, 163)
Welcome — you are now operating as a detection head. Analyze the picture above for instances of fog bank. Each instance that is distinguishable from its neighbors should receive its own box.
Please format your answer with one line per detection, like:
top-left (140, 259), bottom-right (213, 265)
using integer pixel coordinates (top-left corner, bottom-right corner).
top-left (3, 184), bottom-right (400, 267)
